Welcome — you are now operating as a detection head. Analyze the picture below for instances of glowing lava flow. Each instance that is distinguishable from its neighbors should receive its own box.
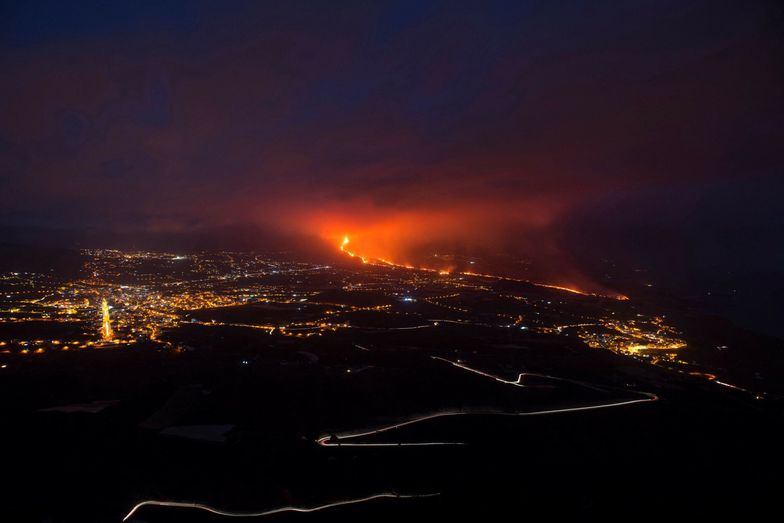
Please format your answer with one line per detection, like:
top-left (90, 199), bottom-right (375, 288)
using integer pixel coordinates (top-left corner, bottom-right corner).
top-left (339, 235), bottom-right (368, 264)
top-left (339, 235), bottom-right (455, 275)
top-left (336, 236), bottom-right (628, 300)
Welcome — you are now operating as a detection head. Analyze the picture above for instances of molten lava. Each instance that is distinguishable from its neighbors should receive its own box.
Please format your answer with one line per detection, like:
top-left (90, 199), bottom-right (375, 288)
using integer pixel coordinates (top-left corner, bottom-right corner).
top-left (334, 234), bottom-right (627, 301)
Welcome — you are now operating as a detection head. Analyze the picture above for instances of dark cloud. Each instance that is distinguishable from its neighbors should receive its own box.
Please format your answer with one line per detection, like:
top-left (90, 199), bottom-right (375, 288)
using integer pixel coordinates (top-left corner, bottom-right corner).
top-left (0, 1), bottom-right (782, 307)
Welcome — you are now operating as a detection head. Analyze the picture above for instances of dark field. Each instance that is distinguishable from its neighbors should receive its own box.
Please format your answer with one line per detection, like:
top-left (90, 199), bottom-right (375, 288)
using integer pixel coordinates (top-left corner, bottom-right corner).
top-left (1, 250), bottom-right (783, 521)
top-left (2, 321), bottom-right (782, 522)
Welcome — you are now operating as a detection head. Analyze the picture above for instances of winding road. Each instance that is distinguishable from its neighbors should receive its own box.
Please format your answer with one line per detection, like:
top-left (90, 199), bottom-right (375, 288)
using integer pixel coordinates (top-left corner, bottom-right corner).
top-left (317, 357), bottom-right (658, 447)
top-left (124, 492), bottom-right (440, 521)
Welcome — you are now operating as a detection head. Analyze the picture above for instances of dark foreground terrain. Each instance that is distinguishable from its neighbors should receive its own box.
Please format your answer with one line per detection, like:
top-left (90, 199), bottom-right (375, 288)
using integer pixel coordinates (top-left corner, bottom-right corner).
top-left (2, 324), bottom-right (782, 522)
top-left (1, 249), bottom-right (783, 521)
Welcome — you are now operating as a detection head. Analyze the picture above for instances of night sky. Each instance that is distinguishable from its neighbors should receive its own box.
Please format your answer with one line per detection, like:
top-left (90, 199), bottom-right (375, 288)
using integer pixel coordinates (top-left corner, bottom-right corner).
top-left (1, 1), bottom-right (783, 329)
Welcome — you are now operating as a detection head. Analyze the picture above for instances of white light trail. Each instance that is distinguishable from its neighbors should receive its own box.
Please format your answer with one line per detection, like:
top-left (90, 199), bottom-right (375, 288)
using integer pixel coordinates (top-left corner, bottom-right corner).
top-left (124, 492), bottom-right (439, 521)
top-left (317, 357), bottom-right (657, 447)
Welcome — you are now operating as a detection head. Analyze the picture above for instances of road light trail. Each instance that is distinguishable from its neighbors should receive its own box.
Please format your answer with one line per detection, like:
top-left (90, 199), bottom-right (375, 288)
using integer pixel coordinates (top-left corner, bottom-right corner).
top-left (123, 492), bottom-right (440, 521)
top-left (431, 356), bottom-right (611, 393)
top-left (317, 358), bottom-right (657, 447)
top-left (430, 356), bottom-right (526, 387)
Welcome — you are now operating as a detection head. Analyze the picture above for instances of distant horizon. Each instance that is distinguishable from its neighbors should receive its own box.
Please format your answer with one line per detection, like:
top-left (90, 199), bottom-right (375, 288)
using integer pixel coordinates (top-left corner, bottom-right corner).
top-left (2, 1), bottom-right (782, 314)
top-left (1, 230), bottom-right (782, 340)
top-left (2, 3), bottom-right (784, 519)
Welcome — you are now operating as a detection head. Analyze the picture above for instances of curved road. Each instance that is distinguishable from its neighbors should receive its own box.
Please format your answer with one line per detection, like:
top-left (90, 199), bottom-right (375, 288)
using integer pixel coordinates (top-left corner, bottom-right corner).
top-left (317, 357), bottom-right (658, 447)
top-left (124, 492), bottom-right (440, 521)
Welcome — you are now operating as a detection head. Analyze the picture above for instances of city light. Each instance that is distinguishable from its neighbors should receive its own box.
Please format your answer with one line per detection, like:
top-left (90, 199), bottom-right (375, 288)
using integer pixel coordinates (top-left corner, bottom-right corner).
top-left (101, 298), bottom-right (113, 341)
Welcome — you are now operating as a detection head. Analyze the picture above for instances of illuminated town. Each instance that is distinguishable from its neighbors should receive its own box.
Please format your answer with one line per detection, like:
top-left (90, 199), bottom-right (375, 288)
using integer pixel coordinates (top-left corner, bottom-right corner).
top-left (0, 246), bottom-right (742, 386)
top-left (0, 244), bottom-right (780, 522)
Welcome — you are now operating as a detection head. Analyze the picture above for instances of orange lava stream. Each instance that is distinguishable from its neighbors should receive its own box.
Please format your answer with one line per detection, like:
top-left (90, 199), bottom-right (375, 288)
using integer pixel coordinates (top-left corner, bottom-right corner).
top-left (336, 236), bottom-right (628, 300)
